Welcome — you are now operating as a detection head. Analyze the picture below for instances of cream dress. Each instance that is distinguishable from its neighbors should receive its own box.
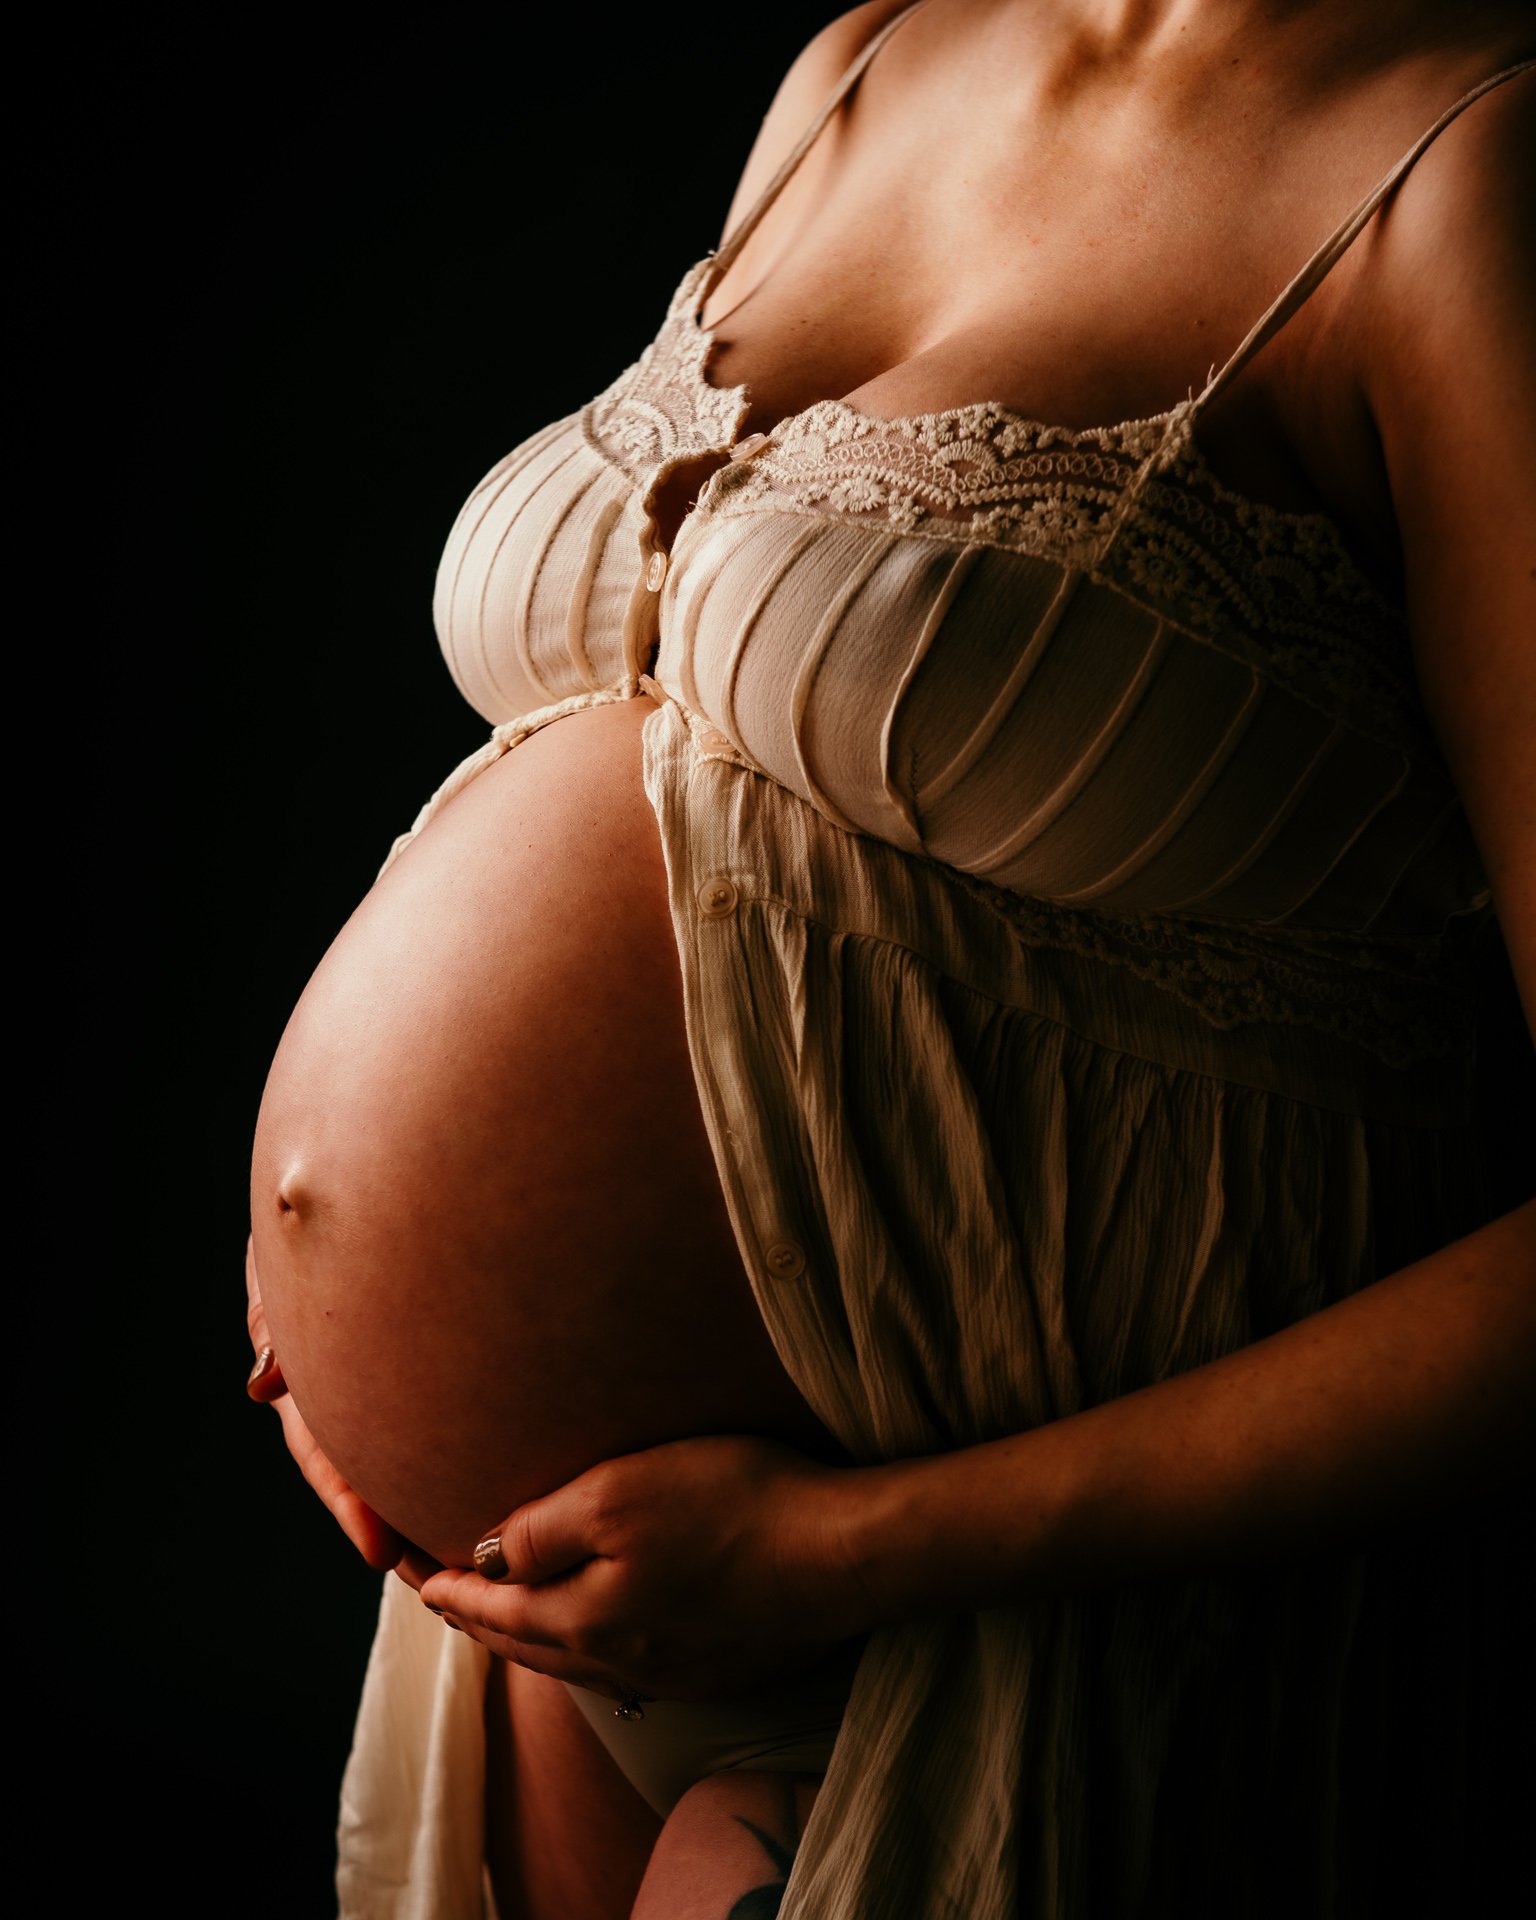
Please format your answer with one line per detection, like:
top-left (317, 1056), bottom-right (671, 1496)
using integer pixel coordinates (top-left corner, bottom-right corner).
top-left (333, 14), bottom-right (1532, 1915)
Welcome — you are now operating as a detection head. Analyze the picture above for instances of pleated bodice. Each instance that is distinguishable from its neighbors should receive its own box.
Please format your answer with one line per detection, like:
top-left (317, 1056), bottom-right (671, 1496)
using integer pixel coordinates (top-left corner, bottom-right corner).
top-left (434, 242), bottom-right (1487, 943)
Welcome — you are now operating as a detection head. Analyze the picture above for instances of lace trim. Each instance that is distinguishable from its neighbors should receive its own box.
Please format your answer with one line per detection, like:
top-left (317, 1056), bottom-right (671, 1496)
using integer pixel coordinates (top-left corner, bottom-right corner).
top-left (702, 397), bottom-right (1424, 755)
top-left (1099, 454), bottom-right (1421, 753)
top-left (583, 259), bottom-right (1424, 752)
top-left (584, 261), bottom-right (750, 481)
top-left (949, 869), bottom-right (1473, 1068)
top-left (707, 396), bottom-right (1176, 551)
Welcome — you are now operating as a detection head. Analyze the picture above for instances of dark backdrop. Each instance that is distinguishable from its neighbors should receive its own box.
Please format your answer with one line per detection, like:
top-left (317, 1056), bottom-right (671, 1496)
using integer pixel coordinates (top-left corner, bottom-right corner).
top-left (52, 8), bottom-right (1531, 1915)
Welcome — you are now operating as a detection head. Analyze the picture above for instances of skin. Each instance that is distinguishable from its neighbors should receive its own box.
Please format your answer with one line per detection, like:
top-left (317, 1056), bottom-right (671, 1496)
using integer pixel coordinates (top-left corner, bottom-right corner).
top-left (249, 1), bottom-right (1535, 1913)
top-left (250, 696), bottom-right (841, 1573)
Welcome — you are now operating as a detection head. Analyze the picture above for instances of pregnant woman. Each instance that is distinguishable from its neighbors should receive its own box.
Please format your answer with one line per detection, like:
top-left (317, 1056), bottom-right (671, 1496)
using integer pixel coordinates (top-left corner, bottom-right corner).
top-left (247, 3), bottom-right (1534, 1915)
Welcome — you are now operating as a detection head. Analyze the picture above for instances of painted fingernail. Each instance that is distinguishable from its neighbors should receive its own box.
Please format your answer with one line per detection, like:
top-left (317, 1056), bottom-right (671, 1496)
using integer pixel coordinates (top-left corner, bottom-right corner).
top-left (247, 1347), bottom-right (275, 1389)
top-left (473, 1532), bottom-right (508, 1580)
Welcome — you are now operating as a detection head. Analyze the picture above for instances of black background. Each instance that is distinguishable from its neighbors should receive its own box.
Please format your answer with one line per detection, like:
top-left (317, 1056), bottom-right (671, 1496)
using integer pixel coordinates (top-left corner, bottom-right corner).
top-left (44, 7), bottom-right (1532, 1914)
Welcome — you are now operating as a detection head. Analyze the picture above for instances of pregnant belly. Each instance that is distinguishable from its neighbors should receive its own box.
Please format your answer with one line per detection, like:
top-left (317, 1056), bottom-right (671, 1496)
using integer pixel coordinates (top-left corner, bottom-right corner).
top-left (250, 697), bottom-right (832, 1568)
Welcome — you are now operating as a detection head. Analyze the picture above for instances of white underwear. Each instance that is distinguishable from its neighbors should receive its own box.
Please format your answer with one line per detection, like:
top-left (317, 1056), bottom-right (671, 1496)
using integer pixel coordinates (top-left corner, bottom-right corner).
top-left (565, 1641), bottom-right (862, 1816)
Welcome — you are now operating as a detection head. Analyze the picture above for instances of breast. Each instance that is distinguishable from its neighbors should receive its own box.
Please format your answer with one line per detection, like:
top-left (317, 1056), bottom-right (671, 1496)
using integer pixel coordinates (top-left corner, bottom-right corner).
top-left (431, 414), bottom-right (664, 722)
top-left (657, 418), bottom-right (1486, 937)
top-left (249, 698), bottom-right (830, 1567)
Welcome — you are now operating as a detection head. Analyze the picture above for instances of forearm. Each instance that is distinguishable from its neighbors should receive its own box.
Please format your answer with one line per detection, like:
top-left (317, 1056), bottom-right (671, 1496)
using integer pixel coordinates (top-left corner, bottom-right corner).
top-left (847, 1199), bottom-right (1535, 1622)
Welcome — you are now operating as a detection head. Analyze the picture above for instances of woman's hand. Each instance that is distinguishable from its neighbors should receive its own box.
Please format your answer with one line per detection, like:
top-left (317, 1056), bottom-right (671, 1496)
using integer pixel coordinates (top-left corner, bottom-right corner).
top-left (416, 1435), bottom-right (883, 1700)
top-left (245, 1235), bottom-right (410, 1573)
top-left (425, 1202), bottom-right (1533, 1687)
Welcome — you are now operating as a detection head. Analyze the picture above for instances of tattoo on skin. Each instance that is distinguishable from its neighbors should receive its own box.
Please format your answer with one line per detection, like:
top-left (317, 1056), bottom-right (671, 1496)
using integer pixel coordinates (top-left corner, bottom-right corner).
top-left (725, 1815), bottom-right (800, 1919)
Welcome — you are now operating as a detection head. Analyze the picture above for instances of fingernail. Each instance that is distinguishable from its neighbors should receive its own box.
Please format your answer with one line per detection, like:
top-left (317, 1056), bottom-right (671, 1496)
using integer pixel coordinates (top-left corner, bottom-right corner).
top-left (473, 1532), bottom-right (508, 1580)
top-left (247, 1347), bottom-right (275, 1389)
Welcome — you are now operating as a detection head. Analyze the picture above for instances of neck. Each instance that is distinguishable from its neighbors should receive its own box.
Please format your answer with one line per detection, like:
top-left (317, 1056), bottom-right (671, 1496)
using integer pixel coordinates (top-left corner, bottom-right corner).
top-left (1038, 0), bottom-right (1521, 91)
top-left (1070, 0), bottom-right (1306, 57)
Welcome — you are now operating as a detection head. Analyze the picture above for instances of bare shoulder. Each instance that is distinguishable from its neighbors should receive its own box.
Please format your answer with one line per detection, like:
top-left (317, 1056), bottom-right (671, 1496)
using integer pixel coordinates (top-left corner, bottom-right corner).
top-left (1363, 60), bottom-right (1535, 1025)
top-left (715, 1), bottom-right (923, 238)
top-left (1363, 57), bottom-right (1534, 577)
top-left (1365, 60), bottom-right (1534, 443)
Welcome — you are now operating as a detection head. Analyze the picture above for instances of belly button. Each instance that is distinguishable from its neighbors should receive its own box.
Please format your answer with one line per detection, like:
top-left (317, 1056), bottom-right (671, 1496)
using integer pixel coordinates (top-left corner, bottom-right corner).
top-left (274, 1164), bottom-right (313, 1222)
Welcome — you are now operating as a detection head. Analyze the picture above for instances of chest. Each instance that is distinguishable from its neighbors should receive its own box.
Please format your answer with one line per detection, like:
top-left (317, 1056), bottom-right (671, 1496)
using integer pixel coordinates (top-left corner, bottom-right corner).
top-left (428, 269), bottom-right (1476, 941)
top-left (694, 43), bottom-right (1448, 587)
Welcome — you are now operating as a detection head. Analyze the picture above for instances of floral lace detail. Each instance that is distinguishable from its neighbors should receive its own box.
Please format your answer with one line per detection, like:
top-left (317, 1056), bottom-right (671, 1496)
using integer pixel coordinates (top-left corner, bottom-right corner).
top-left (582, 258), bottom-right (1421, 750)
top-left (583, 261), bottom-right (751, 482)
top-left (706, 396), bottom-right (1180, 559)
top-left (702, 396), bottom-right (1424, 755)
top-left (1100, 451), bottom-right (1422, 753)
top-left (949, 869), bottom-right (1473, 1068)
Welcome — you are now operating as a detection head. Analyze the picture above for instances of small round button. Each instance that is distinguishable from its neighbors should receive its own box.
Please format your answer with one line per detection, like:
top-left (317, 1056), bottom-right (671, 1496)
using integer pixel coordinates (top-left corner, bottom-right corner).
top-left (645, 550), bottom-right (669, 592)
top-left (764, 1240), bottom-right (806, 1281)
top-left (732, 432), bottom-right (770, 462)
top-left (699, 727), bottom-right (733, 755)
top-left (697, 876), bottom-right (739, 919)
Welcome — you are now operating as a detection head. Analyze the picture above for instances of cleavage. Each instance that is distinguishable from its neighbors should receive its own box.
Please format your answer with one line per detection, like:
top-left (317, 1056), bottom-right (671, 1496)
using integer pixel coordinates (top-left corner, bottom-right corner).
top-left (647, 448), bottom-right (736, 556)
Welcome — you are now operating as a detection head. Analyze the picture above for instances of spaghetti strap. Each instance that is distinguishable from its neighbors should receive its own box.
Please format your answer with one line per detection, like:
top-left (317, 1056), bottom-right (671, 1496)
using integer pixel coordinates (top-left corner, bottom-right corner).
top-left (1192, 57), bottom-right (1535, 416)
top-left (704, 1), bottom-right (930, 294)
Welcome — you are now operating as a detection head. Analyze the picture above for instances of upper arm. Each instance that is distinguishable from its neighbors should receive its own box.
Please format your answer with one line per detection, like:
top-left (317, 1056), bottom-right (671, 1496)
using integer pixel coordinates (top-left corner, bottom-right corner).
top-left (1366, 70), bottom-right (1536, 1036)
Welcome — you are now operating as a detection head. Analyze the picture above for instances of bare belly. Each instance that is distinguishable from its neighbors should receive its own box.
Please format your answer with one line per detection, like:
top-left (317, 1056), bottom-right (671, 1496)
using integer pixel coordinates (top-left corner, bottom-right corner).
top-left (250, 697), bottom-right (834, 1567)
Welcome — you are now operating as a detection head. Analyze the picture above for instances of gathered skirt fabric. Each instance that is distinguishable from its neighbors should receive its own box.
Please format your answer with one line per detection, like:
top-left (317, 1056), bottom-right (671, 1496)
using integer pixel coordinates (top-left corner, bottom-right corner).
top-left (338, 688), bottom-right (1510, 1920)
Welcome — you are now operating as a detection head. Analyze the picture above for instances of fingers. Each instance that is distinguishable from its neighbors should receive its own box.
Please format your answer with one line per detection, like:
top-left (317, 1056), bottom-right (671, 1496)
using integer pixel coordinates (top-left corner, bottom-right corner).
top-left (414, 1568), bottom-right (631, 1691)
top-left (418, 1563), bottom-right (573, 1644)
top-left (393, 1547), bottom-right (444, 1593)
top-left (246, 1343), bottom-right (286, 1401)
top-left (473, 1479), bottom-right (609, 1586)
top-left (415, 1486), bottom-right (613, 1666)
top-left (244, 1235), bottom-right (289, 1402)
top-left (411, 1436), bottom-right (867, 1700)
top-left (268, 1391), bottom-right (406, 1572)
top-left (333, 1492), bottom-right (409, 1573)
top-left (243, 1233), bottom-right (405, 1571)
top-left (244, 1232), bottom-right (262, 1315)
top-left (417, 1555), bottom-right (627, 1658)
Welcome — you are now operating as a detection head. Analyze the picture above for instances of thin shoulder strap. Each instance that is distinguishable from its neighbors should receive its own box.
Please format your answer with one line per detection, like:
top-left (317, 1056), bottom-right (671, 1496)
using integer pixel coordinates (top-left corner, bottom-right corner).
top-left (1193, 57), bottom-right (1535, 416)
top-left (704, 1), bottom-right (930, 290)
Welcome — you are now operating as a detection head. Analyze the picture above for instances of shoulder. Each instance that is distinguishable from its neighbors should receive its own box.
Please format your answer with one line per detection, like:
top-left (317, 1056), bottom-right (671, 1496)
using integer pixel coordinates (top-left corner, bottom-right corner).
top-left (715, 1), bottom-right (927, 238)
top-left (761, 0), bottom-right (926, 121)
top-left (1361, 60), bottom-right (1535, 1030)
top-left (1362, 60), bottom-right (1534, 434)
top-left (781, 0), bottom-right (925, 91)
top-left (1354, 58), bottom-right (1534, 578)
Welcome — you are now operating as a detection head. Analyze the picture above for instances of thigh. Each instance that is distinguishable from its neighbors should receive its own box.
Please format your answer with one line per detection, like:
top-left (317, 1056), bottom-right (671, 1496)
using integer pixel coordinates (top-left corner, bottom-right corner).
top-left (486, 1658), bottom-right (662, 1920)
top-left (630, 1772), bottom-right (821, 1920)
